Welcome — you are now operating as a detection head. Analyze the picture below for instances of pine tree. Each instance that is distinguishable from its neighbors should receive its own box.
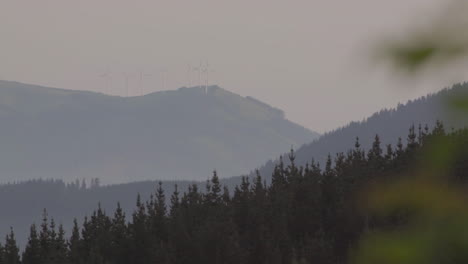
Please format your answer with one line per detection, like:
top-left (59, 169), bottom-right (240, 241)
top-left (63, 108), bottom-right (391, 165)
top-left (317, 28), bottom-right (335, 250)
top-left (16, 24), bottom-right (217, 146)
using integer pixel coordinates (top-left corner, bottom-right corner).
top-left (384, 144), bottom-right (396, 171)
top-left (52, 224), bottom-right (68, 264)
top-left (368, 134), bottom-right (384, 175)
top-left (47, 218), bottom-right (58, 263)
top-left (252, 170), bottom-right (266, 201)
top-left (155, 182), bottom-right (167, 218)
top-left (169, 185), bottom-right (180, 217)
top-left (39, 209), bottom-right (51, 261)
top-left (407, 124), bottom-right (418, 150)
top-left (352, 137), bottom-right (365, 165)
top-left (385, 144), bottom-right (394, 161)
top-left (272, 156), bottom-right (287, 188)
top-left (396, 137), bottom-right (404, 158)
top-left (0, 242), bottom-right (4, 264)
top-left (222, 186), bottom-right (231, 205)
top-left (433, 120), bottom-right (446, 136)
top-left (321, 155), bottom-right (338, 238)
top-left (22, 224), bottom-right (41, 264)
top-left (3, 229), bottom-right (20, 264)
top-left (68, 219), bottom-right (81, 264)
top-left (151, 181), bottom-right (168, 260)
top-left (93, 204), bottom-right (112, 263)
top-left (209, 171), bottom-right (222, 205)
top-left (110, 203), bottom-right (128, 264)
top-left (130, 194), bottom-right (150, 264)
top-left (287, 148), bottom-right (300, 182)
top-left (187, 184), bottom-right (201, 206)
top-left (368, 135), bottom-right (383, 159)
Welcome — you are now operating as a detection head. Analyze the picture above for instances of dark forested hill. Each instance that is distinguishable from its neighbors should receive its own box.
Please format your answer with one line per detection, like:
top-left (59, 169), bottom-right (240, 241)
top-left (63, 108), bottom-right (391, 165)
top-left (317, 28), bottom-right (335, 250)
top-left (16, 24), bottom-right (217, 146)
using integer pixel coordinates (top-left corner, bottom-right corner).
top-left (0, 81), bottom-right (318, 184)
top-left (250, 82), bottom-right (468, 180)
top-left (3, 122), bottom-right (468, 263)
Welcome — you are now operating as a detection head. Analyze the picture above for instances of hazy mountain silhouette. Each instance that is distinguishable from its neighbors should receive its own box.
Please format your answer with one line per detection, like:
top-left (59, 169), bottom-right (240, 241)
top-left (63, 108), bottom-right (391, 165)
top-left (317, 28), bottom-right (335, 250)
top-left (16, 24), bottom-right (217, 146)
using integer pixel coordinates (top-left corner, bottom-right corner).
top-left (0, 80), bottom-right (319, 184)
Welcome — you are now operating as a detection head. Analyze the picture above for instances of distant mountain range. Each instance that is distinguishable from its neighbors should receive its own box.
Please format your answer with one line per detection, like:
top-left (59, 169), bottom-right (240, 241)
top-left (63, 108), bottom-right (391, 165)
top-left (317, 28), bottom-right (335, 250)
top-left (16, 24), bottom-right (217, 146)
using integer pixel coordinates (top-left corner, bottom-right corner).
top-left (0, 80), bottom-right (319, 184)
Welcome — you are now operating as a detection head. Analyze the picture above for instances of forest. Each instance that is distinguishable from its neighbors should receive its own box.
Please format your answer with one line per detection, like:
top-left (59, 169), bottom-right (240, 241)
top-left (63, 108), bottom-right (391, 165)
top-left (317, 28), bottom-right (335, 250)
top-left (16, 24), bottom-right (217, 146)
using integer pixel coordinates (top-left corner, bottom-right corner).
top-left (0, 122), bottom-right (466, 264)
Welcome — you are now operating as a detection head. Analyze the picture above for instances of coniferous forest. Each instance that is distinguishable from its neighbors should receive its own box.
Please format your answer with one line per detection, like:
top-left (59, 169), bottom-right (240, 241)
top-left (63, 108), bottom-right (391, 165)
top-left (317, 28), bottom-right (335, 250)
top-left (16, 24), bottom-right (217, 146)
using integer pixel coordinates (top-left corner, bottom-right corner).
top-left (1, 122), bottom-right (467, 264)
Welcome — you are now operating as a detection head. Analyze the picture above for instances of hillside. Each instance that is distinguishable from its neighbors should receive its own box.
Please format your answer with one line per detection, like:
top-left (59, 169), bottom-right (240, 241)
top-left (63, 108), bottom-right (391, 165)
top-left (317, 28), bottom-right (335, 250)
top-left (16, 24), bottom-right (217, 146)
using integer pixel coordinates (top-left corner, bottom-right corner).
top-left (0, 80), bottom-right (319, 184)
top-left (3, 115), bottom-right (468, 251)
top-left (250, 82), bottom-right (468, 180)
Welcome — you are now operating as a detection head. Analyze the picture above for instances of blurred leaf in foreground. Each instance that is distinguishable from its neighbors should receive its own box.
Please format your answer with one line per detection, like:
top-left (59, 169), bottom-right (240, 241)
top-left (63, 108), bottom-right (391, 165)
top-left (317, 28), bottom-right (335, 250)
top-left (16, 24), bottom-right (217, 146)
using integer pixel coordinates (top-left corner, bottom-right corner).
top-left (381, 41), bottom-right (468, 73)
top-left (354, 175), bottom-right (468, 264)
top-left (375, 0), bottom-right (468, 74)
top-left (449, 96), bottom-right (468, 112)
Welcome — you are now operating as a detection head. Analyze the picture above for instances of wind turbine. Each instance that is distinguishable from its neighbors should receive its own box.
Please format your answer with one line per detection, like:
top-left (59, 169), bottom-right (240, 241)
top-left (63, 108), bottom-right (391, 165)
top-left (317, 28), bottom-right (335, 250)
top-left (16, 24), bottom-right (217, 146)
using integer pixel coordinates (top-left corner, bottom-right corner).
top-left (202, 66), bottom-right (208, 94)
top-left (207, 68), bottom-right (216, 92)
top-left (193, 61), bottom-right (203, 91)
top-left (138, 70), bottom-right (153, 96)
top-left (203, 61), bottom-right (213, 94)
top-left (122, 72), bottom-right (131, 97)
top-left (187, 64), bottom-right (193, 88)
top-left (160, 69), bottom-right (168, 91)
top-left (99, 67), bottom-right (112, 94)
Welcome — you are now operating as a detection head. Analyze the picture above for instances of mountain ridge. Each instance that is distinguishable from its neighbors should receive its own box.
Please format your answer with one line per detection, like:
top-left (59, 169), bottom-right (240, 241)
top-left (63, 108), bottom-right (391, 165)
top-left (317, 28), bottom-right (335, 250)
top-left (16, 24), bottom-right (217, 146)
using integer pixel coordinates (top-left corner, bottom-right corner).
top-left (246, 82), bottom-right (468, 181)
top-left (0, 80), bottom-right (319, 184)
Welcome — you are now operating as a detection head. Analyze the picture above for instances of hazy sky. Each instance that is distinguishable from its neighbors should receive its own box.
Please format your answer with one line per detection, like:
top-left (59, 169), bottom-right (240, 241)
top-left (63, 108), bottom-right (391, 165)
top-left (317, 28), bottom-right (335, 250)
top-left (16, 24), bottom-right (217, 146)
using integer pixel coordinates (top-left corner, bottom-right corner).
top-left (0, 0), bottom-right (464, 133)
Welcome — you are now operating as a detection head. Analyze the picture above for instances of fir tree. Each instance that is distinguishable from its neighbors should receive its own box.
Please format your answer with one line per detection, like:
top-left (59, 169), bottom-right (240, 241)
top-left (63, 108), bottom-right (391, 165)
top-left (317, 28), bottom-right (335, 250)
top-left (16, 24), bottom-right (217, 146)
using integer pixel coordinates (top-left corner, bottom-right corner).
top-left (0, 242), bottom-right (4, 264)
top-left (39, 209), bottom-right (51, 261)
top-left (169, 185), bottom-right (180, 217)
top-left (209, 171), bottom-right (222, 205)
top-left (22, 224), bottom-right (41, 264)
top-left (108, 204), bottom-right (128, 264)
top-left (3, 229), bottom-right (20, 264)
top-left (68, 219), bottom-right (81, 264)
top-left (368, 134), bottom-right (384, 175)
top-left (52, 224), bottom-right (68, 264)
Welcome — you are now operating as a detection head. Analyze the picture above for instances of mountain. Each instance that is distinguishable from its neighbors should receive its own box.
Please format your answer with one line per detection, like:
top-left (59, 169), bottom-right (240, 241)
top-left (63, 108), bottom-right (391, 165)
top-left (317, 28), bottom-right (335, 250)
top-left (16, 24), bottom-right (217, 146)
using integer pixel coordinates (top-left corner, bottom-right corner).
top-left (0, 80), bottom-right (319, 184)
top-left (250, 82), bottom-right (468, 180)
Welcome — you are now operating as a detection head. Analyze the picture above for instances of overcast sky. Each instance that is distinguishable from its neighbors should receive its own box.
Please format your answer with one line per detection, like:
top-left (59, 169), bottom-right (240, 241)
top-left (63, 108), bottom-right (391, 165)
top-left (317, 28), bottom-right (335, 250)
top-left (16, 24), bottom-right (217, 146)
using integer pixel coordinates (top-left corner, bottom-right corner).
top-left (1, 0), bottom-right (465, 133)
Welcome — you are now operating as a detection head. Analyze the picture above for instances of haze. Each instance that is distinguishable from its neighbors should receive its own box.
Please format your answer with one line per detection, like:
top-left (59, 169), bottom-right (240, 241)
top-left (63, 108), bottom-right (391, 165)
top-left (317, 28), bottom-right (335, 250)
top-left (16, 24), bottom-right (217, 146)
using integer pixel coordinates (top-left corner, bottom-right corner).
top-left (0, 0), bottom-right (460, 133)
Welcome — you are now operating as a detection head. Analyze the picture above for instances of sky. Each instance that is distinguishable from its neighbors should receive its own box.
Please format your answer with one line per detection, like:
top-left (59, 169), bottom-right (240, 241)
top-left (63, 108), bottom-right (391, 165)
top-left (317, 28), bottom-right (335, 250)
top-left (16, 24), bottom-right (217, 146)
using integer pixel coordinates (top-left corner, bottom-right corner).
top-left (0, 0), bottom-right (465, 133)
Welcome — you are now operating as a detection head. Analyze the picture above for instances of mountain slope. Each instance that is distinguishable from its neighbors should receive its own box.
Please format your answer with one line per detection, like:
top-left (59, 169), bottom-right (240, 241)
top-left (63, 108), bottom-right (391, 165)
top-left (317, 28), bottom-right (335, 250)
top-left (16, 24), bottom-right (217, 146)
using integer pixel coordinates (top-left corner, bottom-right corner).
top-left (251, 82), bottom-right (468, 179)
top-left (0, 80), bottom-right (319, 183)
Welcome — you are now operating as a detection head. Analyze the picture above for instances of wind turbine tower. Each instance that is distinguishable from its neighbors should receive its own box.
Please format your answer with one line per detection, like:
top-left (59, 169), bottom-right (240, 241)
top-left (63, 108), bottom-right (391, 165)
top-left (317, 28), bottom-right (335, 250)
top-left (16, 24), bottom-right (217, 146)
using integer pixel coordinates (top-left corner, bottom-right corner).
top-left (187, 64), bottom-right (193, 88)
top-left (99, 67), bottom-right (112, 94)
top-left (138, 70), bottom-right (153, 96)
top-left (122, 72), bottom-right (130, 97)
top-left (160, 69), bottom-right (168, 91)
top-left (203, 65), bottom-right (208, 94)
top-left (194, 62), bottom-right (202, 91)
top-left (204, 61), bottom-right (212, 95)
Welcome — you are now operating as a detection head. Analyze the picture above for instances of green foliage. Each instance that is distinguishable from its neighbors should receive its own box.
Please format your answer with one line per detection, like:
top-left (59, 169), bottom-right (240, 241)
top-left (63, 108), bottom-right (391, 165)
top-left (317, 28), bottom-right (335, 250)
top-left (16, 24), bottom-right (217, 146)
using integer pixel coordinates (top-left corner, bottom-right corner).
top-left (380, 40), bottom-right (468, 73)
top-left (356, 3), bottom-right (468, 262)
top-left (375, 0), bottom-right (468, 74)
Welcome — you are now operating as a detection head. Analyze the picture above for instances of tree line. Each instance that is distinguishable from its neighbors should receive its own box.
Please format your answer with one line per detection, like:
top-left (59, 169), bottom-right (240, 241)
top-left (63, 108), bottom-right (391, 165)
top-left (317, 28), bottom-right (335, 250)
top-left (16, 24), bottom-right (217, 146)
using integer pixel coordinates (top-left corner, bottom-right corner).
top-left (1, 122), bottom-right (467, 264)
